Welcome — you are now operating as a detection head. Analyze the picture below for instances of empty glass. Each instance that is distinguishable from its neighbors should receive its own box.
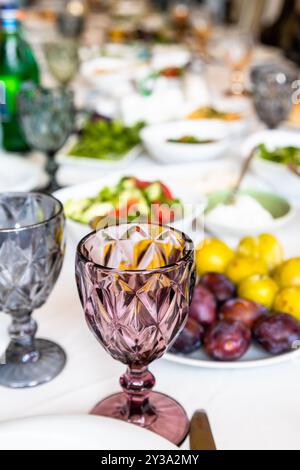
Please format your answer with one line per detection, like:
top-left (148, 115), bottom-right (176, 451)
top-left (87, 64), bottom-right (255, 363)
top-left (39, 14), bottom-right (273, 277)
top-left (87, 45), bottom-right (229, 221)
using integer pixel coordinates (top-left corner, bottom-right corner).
top-left (190, 5), bottom-right (213, 56)
top-left (251, 63), bottom-right (298, 129)
top-left (169, 0), bottom-right (192, 33)
top-left (214, 30), bottom-right (253, 96)
top-left (44, 40), bottom-right (79, 87)
top-left (18, 85), bottom-right (75, 192)
top-left (76, 224), bottom-right (195, 445)
top-left (0, 193), bottom-right (66, 389)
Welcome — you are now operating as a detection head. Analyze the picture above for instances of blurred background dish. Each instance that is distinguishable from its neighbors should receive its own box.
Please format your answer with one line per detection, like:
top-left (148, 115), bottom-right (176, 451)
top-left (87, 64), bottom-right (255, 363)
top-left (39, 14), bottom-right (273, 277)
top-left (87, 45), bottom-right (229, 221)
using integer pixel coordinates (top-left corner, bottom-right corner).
top-left (141, 119), bottom-right (247, 163)
top-left (54, 166), bottom-right (206, 244)
top-left (80, 56), bottom-right (134, 95)
top-left (243, 130), bottom-right (300, 199)
top-left (56, 117), bottom-right (144, 170)
top-left (205, 188), bottom-right (295, 236)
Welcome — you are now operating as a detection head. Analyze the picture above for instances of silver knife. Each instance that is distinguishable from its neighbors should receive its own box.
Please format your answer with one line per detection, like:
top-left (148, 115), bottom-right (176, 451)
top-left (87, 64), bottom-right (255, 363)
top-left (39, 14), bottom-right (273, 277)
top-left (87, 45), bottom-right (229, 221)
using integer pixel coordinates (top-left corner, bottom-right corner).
top-left (190, 410), bottom-right (217, 451)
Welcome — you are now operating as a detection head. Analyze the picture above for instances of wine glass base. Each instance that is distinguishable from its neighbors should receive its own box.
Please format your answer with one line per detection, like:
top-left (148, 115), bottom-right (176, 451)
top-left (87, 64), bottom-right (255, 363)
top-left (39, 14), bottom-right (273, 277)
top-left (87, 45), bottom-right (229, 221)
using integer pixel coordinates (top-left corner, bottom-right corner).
top-left (0, 339), bottom-right (66, 389)
top-left (91, 391), bottom-right (190, 446)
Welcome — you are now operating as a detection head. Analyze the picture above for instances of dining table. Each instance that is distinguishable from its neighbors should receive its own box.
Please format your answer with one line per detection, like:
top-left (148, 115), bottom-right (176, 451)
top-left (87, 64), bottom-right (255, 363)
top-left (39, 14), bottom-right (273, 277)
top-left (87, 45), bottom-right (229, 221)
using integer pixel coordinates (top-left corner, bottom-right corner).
top-left (0, 200), bottom-right (299, 450)
top-left (1, 4), bottom-right (300, 451)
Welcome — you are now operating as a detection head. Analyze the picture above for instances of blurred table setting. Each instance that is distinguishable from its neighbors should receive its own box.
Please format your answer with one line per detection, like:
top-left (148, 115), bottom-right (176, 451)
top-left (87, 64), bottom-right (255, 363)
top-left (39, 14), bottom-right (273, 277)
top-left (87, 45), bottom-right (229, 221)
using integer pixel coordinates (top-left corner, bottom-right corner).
top-left (0, 0), bottom-right (300, 451)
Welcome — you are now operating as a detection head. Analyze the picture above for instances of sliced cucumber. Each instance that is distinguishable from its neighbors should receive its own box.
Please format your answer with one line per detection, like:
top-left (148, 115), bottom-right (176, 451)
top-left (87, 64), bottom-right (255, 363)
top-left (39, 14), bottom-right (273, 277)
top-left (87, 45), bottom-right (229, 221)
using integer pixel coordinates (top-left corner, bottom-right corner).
top-left (80, 202), bottom-right (114, 225)
top-left (119, 177), bottom-right (137, 191)
top-left (144, 182), bottom-right (163, 202)
top-left (118, 189), bottom-right (145, 206)
top-left (64, 198), bottom-right (92, 221)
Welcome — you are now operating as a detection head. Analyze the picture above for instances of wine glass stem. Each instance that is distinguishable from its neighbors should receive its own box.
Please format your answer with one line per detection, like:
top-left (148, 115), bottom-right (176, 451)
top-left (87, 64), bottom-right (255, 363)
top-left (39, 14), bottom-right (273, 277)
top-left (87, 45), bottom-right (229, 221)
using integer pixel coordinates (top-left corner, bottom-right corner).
top-left (7, 312), bottom-right (39, 364)
top-left (46, 151), bottom-right (60, 192)
top-left (120, 366), bottom-right (157, 426)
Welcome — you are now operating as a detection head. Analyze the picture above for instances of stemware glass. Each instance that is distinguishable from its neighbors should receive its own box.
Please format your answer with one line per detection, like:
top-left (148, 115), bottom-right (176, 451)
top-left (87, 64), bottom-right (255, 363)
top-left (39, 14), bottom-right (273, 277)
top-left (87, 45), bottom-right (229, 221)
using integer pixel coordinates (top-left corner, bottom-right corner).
top-left (76, 223), bottom-right (195, 445)
top-left (251, 63), bottom-right (298, 129)
top-left (169, 0), bottom-right (192, 34)
top-left (44, 40), bottom-right (79, 88)
top-left (18, 85), bottom-right (75, 192)
top-left (190, 5), bottom-right (213, 56)
top-left (215, 30), bottom-right (253, 96)
top-left (0, 192), bottom-right (66, 389)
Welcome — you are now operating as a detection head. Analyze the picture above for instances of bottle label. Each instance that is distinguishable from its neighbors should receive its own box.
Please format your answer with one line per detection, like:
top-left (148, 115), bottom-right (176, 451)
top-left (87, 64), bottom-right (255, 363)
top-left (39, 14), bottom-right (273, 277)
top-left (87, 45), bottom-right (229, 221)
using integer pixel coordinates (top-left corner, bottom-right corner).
top-left (0, 80), bottom-right (8, 120)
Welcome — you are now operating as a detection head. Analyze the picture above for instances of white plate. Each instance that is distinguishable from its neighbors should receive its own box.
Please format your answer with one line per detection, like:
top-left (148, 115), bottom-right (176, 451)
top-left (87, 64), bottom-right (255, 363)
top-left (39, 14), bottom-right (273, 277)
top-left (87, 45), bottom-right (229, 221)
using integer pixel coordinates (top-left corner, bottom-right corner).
top-left (0, 153), bottom-right (41, 192)
top-left (0, 415), bottom-right (176, 450)
top-left (54, 166), bottom-right (206, 245)
top-left (242, 130), bottom-right (300, 198)
top-left (56, 135), bottom-right (142, 171)
top-left (165, 345), bottom-right (300, 370)
top-left (141, 120), bottom-right (246, 164)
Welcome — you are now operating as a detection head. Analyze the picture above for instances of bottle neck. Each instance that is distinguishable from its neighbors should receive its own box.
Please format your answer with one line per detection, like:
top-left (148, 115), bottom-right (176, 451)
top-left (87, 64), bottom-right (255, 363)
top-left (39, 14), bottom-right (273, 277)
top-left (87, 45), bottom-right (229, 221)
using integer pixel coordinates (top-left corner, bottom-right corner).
top-left (0, 5), bottom-right (21, 34)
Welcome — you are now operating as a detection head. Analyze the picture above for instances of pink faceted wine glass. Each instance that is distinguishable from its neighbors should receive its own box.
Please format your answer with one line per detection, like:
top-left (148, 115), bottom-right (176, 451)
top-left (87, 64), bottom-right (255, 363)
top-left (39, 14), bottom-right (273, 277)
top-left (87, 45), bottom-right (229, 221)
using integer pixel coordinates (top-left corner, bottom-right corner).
top-left (76, 223), bottom-right (195, 445)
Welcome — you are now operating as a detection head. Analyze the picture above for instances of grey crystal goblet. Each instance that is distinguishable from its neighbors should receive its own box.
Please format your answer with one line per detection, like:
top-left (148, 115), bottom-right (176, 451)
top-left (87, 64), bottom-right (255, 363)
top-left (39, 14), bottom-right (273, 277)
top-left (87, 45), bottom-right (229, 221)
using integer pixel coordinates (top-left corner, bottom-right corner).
top-left (18, 85), bottom-right (75, 192)
top-left (0, 193), bottom-right (66, 389)
top-left (251, 63), bottom-right (298, 129)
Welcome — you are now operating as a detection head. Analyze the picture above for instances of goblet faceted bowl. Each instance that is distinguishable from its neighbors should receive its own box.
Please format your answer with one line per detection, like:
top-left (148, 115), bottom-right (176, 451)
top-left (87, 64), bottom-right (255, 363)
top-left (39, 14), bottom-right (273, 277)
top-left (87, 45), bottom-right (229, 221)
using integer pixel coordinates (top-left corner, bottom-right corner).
top-left (18, 85), bottom-right (75, 153)
top-left (76, 223), bottom-right (195, 445)
top-left (44, 40), bottom-right (79, 87)
top-left (0, 193), bottom-right (66, 388)
top-left (251, 63), bottom-right (298, 129)
top-left (18, 85), bottom-right (75, 191)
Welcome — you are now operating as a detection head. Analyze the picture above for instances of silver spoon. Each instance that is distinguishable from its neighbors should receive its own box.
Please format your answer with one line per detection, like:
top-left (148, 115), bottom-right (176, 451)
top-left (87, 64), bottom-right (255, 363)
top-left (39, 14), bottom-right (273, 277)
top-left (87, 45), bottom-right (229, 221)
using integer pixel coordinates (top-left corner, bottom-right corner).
top-left (288, 162), bottom-right (300, 178)
top-left (225, 146), bottom-right (258, 205)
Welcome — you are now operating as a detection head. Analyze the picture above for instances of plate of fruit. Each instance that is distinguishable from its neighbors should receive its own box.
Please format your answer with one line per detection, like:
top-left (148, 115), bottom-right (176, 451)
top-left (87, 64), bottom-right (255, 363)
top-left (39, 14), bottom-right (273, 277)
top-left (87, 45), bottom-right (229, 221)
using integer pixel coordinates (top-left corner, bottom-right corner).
top-left (166, 234), bottom-right (300, 369)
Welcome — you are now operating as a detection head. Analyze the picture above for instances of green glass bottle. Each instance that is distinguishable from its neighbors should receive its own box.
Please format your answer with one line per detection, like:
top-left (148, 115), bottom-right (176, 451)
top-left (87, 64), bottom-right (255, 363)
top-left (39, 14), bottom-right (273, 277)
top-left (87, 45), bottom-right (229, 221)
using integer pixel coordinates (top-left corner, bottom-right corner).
top-left (0, 1), bottom-right (40, 152)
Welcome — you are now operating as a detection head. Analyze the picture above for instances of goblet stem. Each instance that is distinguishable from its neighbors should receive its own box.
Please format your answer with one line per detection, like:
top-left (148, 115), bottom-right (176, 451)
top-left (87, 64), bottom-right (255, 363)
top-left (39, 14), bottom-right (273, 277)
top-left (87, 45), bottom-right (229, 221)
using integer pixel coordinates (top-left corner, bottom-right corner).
top-left (1, 310), bottom-right (66, 388)
top-left (120, 366), bottom-right (157, 426)
top-left (227, 69), bottom-right (246, 96)
top-left (7, 312), bottom-right (39, 364)
top-left (45, 150), bottom-right (60, 193)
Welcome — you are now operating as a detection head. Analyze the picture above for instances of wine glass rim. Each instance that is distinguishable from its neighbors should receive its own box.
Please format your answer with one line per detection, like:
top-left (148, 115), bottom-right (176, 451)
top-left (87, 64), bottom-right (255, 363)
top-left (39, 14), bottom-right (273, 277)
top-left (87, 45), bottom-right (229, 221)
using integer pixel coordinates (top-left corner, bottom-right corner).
top-left (0, 192), bottom-right (64, 233)
top-left (77, 223), bottom-right (194, 274)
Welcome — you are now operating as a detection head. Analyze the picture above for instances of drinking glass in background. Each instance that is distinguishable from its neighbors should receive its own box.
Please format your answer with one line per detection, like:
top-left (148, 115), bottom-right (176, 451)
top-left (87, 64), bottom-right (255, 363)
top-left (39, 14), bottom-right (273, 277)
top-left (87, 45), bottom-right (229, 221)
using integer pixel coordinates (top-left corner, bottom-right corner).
top-left (76, 224), bottom-right (195, 446)
top-left (0, 192), bottom-right (66, 389)
top-left (190, 5), bottom-right (213, 56)
top-left (44, 39), bottom-right (79, 88)
top-left (169, 0), bottom-right (192, 34)
top-left (251, 63), bottom-right (298, 129)
top-left (213, 30), bottom-right (254, 96)
top-left (18, 85), bottom-right (75, 192)
top-left (57, 0), bottom-right (86, 38)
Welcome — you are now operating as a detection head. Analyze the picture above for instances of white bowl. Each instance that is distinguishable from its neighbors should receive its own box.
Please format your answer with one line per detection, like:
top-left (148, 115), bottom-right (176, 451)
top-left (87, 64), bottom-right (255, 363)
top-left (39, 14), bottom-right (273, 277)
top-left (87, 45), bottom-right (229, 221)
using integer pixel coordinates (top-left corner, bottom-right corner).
top-left (80, 57), bottom-right (133, 92)
top-left (242, 130), bottom-right (300, 198)
top-left (141, 120), bottom-right (246, 164)
top-left (205, 188), bottom-right (296, 237)
top-left (54, 168), bottom-right (206, 246)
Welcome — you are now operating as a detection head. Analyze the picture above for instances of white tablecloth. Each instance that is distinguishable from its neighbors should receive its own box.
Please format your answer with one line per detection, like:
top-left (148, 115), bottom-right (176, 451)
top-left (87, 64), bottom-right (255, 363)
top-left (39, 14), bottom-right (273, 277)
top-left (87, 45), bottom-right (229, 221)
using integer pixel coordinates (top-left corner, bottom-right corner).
top-left (1, 25), bottom-right (299, 448)
top-left (0, 211), bottom-right (300, 450)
